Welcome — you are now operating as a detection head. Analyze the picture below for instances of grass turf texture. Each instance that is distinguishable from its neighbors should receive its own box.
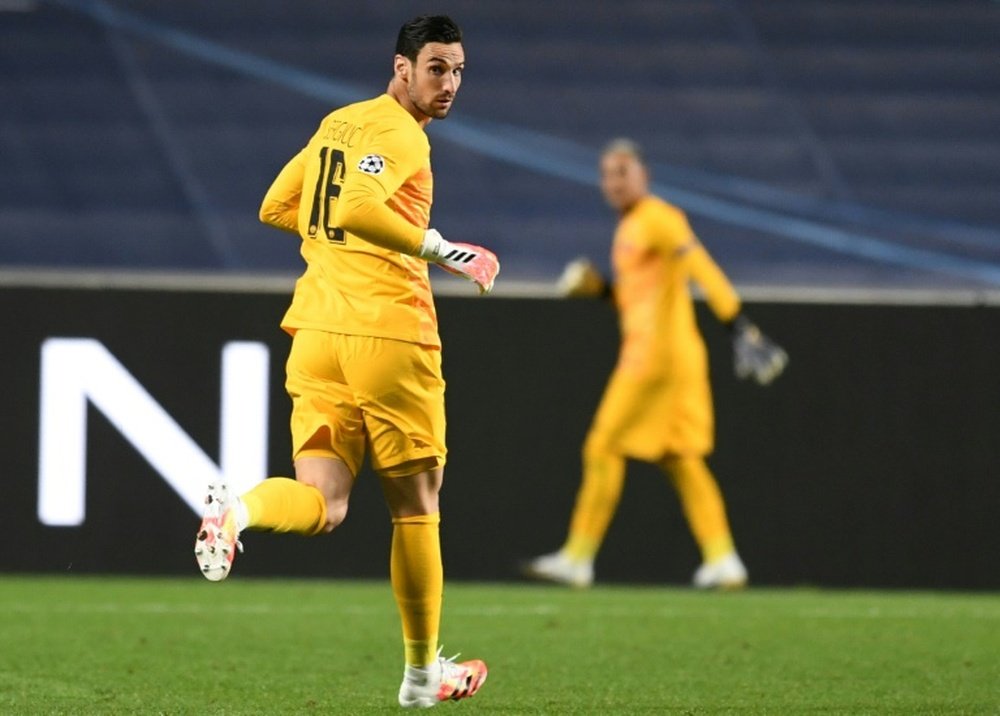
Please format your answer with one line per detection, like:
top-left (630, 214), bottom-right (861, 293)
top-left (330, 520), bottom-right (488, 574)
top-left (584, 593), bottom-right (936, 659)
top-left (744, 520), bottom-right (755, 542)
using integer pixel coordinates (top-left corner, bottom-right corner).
top-left (0, 577), bottom-right (996, 714)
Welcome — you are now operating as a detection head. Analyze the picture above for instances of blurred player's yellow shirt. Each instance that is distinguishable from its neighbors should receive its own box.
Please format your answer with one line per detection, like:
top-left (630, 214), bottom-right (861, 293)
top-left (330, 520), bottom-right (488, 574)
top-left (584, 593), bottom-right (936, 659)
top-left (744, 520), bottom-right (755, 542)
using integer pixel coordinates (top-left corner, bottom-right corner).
top-left (262, 94), bottom-right (439, 347)
top-left (612, 195), bottom-right (740, 377)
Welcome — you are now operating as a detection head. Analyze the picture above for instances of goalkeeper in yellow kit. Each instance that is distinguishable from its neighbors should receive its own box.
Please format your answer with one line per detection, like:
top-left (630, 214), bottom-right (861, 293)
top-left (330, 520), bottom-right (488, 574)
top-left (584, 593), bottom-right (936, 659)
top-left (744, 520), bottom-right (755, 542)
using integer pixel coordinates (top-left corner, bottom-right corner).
top-left (193, 16), bottom-right (497, 708)
top-left (525, 139), bottom-right (786, 590)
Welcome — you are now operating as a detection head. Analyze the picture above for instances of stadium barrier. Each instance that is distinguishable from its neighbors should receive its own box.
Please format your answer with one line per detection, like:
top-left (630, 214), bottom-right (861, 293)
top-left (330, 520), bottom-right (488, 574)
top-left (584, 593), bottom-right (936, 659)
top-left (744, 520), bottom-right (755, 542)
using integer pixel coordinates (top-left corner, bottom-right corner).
top-left (1, 283), bottom-right (997, 589)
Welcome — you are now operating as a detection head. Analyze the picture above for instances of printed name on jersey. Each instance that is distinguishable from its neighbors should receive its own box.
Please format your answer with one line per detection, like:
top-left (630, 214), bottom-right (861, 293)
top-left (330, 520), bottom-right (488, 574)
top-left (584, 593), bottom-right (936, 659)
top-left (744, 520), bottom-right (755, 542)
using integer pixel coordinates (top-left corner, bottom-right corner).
top-left (358, 154), bottom-right (385, 175)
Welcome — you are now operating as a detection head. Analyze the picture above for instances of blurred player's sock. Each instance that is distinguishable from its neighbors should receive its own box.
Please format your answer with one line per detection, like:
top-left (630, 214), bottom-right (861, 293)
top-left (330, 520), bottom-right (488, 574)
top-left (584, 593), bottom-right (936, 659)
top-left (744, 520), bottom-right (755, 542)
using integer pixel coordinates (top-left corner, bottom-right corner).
top-left (391, 513), bottom-right (443, 669)
top-left (194, 481), bottom-right (243, 581)
top-left (662, 456), bottom-right (737, 563)
top-left (693, 551), bottom-right (748, 590)
top-left (398, 649), bottom-right (488, 708)
top-left (664, 457), bottom-right (748, 588)
top-left (522, 450), bottom-right (623, 588)
top-left (240, 477), bottom-right (327, 535)
top-left (522, 550), bottom-right (594, 588)
top-left (565, 451), bottom-right (627, 560)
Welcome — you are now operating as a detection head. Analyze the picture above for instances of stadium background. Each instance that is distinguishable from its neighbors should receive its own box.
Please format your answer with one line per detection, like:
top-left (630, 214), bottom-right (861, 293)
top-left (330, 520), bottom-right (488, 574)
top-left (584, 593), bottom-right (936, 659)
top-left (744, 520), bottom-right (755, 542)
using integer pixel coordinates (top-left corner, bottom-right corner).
top-left (1, 0), bottom-right (998, 589)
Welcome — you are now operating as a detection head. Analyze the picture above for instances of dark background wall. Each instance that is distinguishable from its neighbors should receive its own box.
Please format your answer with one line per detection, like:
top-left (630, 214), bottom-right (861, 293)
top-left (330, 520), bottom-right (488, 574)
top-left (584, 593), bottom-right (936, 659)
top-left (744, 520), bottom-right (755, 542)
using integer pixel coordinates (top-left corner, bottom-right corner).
top-left (1, 286), bottom-right (997, 589)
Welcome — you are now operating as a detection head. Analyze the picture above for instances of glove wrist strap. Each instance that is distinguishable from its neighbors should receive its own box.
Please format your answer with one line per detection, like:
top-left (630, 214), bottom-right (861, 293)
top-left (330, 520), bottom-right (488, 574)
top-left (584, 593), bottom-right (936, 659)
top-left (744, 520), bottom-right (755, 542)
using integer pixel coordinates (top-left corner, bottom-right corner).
top-left (418, 229), bottom-right (447, 261)
top-left (728, 313), bottom-right (751, 335)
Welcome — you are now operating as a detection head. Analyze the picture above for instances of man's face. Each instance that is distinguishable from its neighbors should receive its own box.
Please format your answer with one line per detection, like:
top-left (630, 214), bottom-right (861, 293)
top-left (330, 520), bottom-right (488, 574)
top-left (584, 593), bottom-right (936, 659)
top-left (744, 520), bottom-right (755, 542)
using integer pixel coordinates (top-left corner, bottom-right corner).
top-left (599, 150), bottom-right (649, 213)
top-left (399, 42), bottom-right (465, 120)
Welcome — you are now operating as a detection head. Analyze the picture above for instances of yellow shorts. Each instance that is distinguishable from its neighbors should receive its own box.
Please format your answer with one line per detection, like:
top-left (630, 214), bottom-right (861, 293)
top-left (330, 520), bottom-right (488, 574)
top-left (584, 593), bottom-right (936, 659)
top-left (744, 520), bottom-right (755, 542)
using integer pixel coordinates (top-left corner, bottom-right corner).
top-left (284, 329), bottom-right (446, 478)
top-left (585, 363), bottom-right (714, 461)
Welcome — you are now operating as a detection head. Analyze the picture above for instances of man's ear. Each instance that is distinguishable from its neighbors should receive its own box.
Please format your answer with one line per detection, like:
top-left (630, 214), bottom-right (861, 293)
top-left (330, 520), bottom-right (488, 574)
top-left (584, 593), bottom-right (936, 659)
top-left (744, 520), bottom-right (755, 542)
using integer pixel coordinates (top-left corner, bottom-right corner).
top-left (394, 55), bottom-right (410, 82)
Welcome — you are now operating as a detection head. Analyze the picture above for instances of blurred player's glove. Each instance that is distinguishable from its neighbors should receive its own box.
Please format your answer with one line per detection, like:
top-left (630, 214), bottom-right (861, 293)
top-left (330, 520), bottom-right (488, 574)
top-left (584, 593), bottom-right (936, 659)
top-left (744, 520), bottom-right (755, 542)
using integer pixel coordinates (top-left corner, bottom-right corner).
top-left (731, 315), bottom-right (788, 385)
top-left (419, 229), bottom-right (499, 294)
top-left (557, 257), bottom-right (609, 298)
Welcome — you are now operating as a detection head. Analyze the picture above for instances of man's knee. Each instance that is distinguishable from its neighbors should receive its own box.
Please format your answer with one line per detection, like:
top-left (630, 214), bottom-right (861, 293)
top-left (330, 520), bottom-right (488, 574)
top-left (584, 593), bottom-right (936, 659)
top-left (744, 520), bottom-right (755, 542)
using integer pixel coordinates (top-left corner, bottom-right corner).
top-left (294, 455), bottom-right (355, 533)
top-left (380, 464), bottom-right (443, 519)
top-left (660, 454), bottom-right (704, 485)
top-left (321, 499), bottom-right (349, 532)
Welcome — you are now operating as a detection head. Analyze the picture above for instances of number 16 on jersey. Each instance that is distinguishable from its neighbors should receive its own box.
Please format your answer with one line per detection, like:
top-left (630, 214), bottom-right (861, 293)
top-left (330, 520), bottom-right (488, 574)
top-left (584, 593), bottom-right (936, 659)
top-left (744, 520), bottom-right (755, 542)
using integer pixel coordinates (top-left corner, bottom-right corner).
top-left (308, 147), bottom-right (346, 245)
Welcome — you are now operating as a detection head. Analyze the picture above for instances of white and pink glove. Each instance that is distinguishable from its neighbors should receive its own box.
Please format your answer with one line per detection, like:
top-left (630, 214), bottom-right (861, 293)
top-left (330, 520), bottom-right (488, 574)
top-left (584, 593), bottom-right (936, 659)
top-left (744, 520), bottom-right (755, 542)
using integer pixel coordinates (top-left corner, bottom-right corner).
top-left (418, 229), bottom-right (499, 295)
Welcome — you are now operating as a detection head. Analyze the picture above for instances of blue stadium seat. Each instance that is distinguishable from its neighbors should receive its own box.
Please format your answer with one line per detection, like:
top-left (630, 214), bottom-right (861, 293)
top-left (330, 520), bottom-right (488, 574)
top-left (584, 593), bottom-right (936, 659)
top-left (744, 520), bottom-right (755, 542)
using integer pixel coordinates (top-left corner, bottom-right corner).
top-left (1, 0), bottom-right (998, 287)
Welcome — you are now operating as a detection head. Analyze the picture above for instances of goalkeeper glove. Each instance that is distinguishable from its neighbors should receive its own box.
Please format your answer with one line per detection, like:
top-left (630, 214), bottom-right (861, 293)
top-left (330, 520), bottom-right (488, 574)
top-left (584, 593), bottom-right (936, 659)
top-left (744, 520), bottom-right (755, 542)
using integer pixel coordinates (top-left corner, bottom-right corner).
top-left (557, 257), bottom-right (610, 298)
top-left (418, 229), bottom-right (499, 294)
top-left (730, 314), bottom-right (788, 385)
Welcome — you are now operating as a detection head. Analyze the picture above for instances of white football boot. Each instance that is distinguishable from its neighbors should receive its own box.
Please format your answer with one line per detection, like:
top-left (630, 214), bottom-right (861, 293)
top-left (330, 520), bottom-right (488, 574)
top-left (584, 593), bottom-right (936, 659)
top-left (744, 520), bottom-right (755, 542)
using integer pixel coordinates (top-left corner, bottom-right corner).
top-left (692, 552), bottom-right (748, 590)
top-left (194, 481), bottom-right (243, 581)
top-left (522, 551), bottom-right (594, 588)
top-left (398, 649), bottom-right (488, 708)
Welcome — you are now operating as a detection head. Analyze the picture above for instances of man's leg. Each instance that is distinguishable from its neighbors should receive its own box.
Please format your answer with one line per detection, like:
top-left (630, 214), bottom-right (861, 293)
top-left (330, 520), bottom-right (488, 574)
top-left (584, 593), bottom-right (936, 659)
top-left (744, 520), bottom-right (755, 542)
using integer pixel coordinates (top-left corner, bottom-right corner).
top-left (525, 367), bottom-right (655, 587)
top-left (242, 456), bottom-right (352, 534)
top-left (660, 455), bottom-right (733, 560)
top-left (247, 328), bottom-right (361, 536)
top-left (382, 465), bottom-right (487, 708)
top-left (380, 466), bottom-right (443, 670)
top-left (195, 457), bottom-right (352, 581)
top-left (521, 436), bottom-right (624, 588)
top-left (563, 439), bottom-right (627, 563)
top-left (660, 454), bottom-right (747, 588)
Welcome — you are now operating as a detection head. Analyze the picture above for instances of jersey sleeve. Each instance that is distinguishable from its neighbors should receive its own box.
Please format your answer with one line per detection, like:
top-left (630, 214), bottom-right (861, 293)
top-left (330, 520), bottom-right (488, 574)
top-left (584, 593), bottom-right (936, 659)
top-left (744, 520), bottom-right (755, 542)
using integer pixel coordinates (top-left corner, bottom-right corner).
top-left (259, 147), bottom-right (307, 234)
top-left (334, 123), bottom-right (426, 255)
top-left (686, 244), bottom-right (741, 322)
top-left (652, 204), bottom-right (741, 322)
top-left (645, 202), bottom-right (696, 254)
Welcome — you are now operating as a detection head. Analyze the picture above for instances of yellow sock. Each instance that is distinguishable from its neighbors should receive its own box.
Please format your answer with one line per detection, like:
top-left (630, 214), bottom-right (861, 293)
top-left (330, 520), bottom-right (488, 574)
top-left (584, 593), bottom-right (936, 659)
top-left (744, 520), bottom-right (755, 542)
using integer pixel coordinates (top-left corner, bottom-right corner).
top-left (662, 456), bottom-right (735, 563)
top-left (564, 451), bottom-right (626, 562)
top-left (240, 477), bottom-right (327, 536)
top-left (391, 513), bottom-right (442, 668)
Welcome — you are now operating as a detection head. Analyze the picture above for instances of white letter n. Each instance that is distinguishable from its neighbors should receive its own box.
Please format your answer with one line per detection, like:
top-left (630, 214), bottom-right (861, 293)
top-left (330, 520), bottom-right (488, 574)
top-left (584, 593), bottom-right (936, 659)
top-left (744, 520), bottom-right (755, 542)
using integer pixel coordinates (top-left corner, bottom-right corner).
top-left (38, 338), bottom-right (269, 526)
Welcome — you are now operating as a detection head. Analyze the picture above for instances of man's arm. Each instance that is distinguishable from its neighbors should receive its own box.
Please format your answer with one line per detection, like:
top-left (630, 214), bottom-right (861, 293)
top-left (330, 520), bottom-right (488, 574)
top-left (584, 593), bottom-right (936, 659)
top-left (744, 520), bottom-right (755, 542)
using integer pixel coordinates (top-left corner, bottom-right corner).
top-left (259, 149), bottom-right (307, 234)
top-left (335, 165), bottom-right (425, 254)
top-left (335, 127), bottom-right (498, 293)
top-left (337, 168), bottom-right (499, 293)
top-left (671, 214), bottom-right (787, 385)
top-left (684, 244), bottom-right (741, 323)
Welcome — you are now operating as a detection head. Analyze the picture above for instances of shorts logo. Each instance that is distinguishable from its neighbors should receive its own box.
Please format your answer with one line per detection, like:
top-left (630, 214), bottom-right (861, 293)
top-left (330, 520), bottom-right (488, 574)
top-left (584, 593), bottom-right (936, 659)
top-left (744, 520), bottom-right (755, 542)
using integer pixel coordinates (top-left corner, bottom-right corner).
top-left (357, 154), bottom-right (385, 175)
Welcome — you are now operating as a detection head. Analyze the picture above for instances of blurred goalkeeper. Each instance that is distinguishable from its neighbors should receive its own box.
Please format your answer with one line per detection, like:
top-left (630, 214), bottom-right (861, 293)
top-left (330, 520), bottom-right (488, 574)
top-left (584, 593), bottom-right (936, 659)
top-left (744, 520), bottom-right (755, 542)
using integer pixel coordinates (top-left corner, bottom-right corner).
top-left (524, 139), bottom-right (786, 590)
top-left (193, 15), bottom-right (495, 708)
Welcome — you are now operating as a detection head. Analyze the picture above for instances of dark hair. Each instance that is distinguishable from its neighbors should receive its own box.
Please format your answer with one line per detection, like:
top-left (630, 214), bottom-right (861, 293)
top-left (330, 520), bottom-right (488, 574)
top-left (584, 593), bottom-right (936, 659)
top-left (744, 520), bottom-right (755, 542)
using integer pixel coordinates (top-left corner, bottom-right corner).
top-left (395, 15), bottom-right (462, 61)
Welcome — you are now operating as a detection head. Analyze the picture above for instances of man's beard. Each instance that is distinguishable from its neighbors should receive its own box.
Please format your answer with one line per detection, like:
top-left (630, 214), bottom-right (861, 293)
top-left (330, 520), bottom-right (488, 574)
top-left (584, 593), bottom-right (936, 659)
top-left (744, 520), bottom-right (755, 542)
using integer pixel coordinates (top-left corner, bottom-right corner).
top-left (412, 92), bottom-right (452, 120)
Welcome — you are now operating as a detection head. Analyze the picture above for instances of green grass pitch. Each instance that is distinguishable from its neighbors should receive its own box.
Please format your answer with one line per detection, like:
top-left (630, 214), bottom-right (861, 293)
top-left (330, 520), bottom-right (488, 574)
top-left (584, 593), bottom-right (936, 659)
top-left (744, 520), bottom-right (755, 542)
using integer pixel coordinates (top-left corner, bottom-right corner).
top-left (0, 576), bottom-right (996, 714)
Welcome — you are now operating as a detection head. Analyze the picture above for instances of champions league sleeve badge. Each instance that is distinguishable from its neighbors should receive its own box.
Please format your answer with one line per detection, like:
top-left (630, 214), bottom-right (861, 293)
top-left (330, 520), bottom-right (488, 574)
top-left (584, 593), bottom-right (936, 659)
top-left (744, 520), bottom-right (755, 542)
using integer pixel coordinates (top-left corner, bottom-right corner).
top-left (357, 154), bottom-right (386, 175)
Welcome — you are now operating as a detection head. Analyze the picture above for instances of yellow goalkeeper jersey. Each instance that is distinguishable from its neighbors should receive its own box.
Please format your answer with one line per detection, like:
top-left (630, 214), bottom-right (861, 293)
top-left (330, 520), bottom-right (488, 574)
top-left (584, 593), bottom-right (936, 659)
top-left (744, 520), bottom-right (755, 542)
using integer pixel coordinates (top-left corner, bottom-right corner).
top-left (612, 195), bottom-right (741, 373)
top-left (260, 94), bottom-right (439, 347)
